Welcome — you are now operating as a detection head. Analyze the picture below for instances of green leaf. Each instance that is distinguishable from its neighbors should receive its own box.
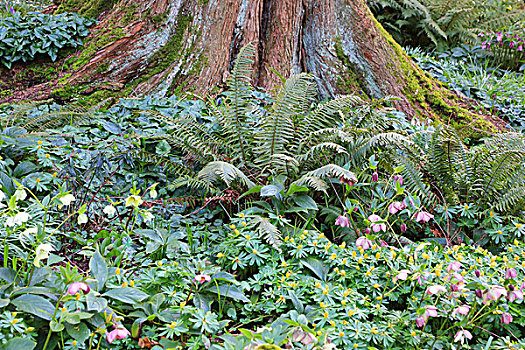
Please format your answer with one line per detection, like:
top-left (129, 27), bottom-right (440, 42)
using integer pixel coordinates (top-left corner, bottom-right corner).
top-left (205, 284), bottom-right (249, 303)
top-left (89, 250), bottom-right (108, 291)
top-left (0, 299), bottom-right (9, 307)
top-left (288, 290), bottom-right (304, 314)
top-left (66, 323), bottom-right (90, 343)
top-left (86, 293), bottom-right (107, 312)
top-left (300, 257), bottom-right (329, 281)
top-left (292, 195), bottom-right (318, 211)
top-left (11, 294), bottom-right (54, 320)
top-left (0, 337), bottom-right (36, 350)
top-left (238, 185), bottom-right (263, 200)
top-left (260, 184), bottom-right (284, 198)
top-left (50, 320), bottom-right (64, 332)
top-left (285, 184), bottom-right (308, 196)
top-left (103, 287), bottom-right (149, 304)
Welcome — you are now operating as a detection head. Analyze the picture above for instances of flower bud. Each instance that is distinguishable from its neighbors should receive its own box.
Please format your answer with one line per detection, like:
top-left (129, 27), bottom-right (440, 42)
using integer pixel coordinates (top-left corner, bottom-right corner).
top-left (475, 269), bottom-right (481, 278)
top-left (475, 289), bottom-right (483, 298)
top-left (451, 284), bottom-right (459, 292)
top-left (509, 284), bottom-right (515, 291)
top-left (372, 172), bottom-right (379, 182)
top-left (400, 224), bottom-right (407, 232)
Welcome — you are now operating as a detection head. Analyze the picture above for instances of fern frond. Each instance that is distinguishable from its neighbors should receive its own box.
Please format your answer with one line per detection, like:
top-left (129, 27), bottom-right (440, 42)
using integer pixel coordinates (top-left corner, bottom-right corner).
top-left (197, 161), bottom-right (255, 189)
top-left (249, 215), bottom-right (282, 251)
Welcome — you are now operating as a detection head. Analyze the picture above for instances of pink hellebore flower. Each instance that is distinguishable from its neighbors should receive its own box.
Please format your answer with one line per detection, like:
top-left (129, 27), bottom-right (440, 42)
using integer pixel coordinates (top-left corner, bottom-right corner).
top-left (483, 286), bottom-right (507, 304)
top-left (106, 325), bottom-right (131, 344)
top-left (426, 285), bottom-right (447, 295)
top-left (501, 312), bottom-right (513, 325)
top-left (393, 269), bottom-right (410, 283)
top-left (446, 261), bottom-right (463, 273)
top-left (393, 175), bottom-right (403, 186)
top-left (388, 202), bottom-right (405, 215)
top-left (415, 211), bottom-right (434, 223)
top-left (67, 282), bottom-right (90, 295)
top-left (497, 33), bottom-right (504, 42)
top-left (195, 274), bottom-right (211, 283)
top-left (368, 214), bottom-right (386, 233)
top-left (505, 268), bottom-right (517, 279)
top-left (454, 330), bottom-right (472, 345)
top-left (425, 305), bottom-right (438, 318)
top-left (518, 46), bottom-right (523, 51)
top-left (356, 236), bottom-right (372, 250)
top-left (508, 289), bottom-right (524, 302)
top-left (452, 305), bottom-right (470, 317)
top-left (335, 216), bottom-right (350, 228)
top-left (415, 316), bottom-right (426, 328)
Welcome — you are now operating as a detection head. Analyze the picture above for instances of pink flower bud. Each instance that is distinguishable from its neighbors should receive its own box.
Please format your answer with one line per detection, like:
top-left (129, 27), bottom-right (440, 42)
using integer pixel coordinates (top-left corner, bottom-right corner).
top-left (67, 282), bottom-right (90, 296)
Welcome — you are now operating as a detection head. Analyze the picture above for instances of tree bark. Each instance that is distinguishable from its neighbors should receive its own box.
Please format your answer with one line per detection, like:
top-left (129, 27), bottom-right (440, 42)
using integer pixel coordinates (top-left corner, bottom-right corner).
top-left (3, 0), bottom-right (506, 131)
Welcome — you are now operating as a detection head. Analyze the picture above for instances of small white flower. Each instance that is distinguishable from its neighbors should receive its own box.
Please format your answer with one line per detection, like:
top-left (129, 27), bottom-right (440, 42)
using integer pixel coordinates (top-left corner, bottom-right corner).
top-left (60, 194), bottom-right (76, 206)
top-left (78, 213), bottom-right (88, 224)
top-left (14, 212), bottom-right (30, 224)
top-left (150, 188), bottom-right (158, 199)
top-left (5, 216), bottom-right (16, 227)
top-left (34, 243), bottom-right (54, 267)
top-left (19, 227), bottom-right (38, 240)
top-left (125, 195), bottom-right (143, 208)
top-left (5, 212), bottom-right (30, 227)
top-left (103, 205), bottom-right (116, 217)
top-left (14, 188), bottom-right (27, 201)
top-left (141, 210), bottom-right (154, 222)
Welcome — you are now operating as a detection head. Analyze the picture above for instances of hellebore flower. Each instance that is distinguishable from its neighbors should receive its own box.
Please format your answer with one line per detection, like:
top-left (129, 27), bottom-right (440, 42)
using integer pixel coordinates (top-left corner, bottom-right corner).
top-left (452, 305), bottom-right (470, 317)
top-left (508, 288), bottom-right (523, 302)
top-left (34, 243), bottom-right (53, 267)
top-left (368, 214), bottom-right (386, 233)
top-left (388, 202), bottom-right (405, 215)
top-left (447, 261), bottom-right (463, 273)
top-left (483, 286), bottom-right (507, 304)
top-left (454, 330), bottom-right (472, 345)
top-left (426, 285), bottom-right (447, 295)
top-left (291, 328), bottom-right (317, 345)
top-left (67, 282), bottom-right (90, 295)
top-left (505, 268), bottom-right (517, 279)
top-left (475, 269), bottom-right (481, 278)
top-left (400, 223), bottom-right (407, 232)
top-left (339, 176), bottom-right (357, 186)
top-left (415, 316), bottom-right (426, 328)
top-left (501, 312), bottom-right (513, 325)
top-left (356, 236), bottom-right (372, 250)
top-left (103, 205), bottom-right (116, 217)
top-left (393, 269), bottom-right (410, 283)
top-left (106, 325), bottom-right (130, 344)
top-left (335, 216), bottom-right (350, 228)
top-left (195, 274), bottom-right (211, 283)
top-left (393, 174), bottom-right (403, 186)
top-left (59, 194), bottom-right (75, 206)
top-left (372, 172), bottom-right (379, 182)
top-left (425, 305), bottom-right (438, 318)
top-left (415, 211), bottom-right (434, 223)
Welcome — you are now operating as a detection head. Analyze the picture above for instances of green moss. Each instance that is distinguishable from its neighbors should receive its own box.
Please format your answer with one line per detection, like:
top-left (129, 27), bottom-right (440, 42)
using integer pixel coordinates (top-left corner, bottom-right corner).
top-left (56, 0), bottom-right (119, 19)
top-left (370, 15), bottom-right (499, 137)
top-left (334, 38), bottom-right (369, 98)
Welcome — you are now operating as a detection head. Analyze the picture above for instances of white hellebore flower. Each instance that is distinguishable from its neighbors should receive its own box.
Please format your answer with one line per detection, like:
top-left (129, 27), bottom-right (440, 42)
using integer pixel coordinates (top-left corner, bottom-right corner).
top-left (34, 243), bottom-right (54, 267)
top-left (103, 205), bottom-right (116, 217)
top-left (150, 188), bottom-right (158, 199)
top-left (5, 212), bottom-right (31, 227)
top-left (60, 194), bottom-right (76, 206)
top-left (13, 188), bottom-right (27, 201)
top-left (141, 210), bottom-right (154, 222)
top-left (125, 195), bottom-right (144, 208)
top-left (20, 227), bottom-right (38, 240)
top-left (78, 213), bottom-right (88, 225)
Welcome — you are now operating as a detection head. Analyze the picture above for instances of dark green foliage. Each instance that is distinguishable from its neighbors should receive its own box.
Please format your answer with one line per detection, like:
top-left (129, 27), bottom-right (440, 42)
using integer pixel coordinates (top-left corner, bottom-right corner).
top-left (368, 0), bottom-right (525, 49)
top-left (0, 10), bottom-right (95, 68)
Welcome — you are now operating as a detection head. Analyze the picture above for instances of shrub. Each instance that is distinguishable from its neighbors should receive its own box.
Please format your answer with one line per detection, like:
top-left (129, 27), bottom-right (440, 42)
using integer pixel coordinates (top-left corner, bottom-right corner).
top-left (0, 10), bottom-right (95, 68)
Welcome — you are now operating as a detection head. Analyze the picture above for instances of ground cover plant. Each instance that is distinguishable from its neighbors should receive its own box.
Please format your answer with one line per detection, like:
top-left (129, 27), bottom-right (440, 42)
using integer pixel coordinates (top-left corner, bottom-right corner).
top-left (2, 1), bottom-right (525, 350)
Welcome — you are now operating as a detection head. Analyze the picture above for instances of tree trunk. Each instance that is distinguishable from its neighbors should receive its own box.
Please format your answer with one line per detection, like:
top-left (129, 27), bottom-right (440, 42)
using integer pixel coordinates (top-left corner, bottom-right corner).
top-left (4, 0), bottom-right (505, 132)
